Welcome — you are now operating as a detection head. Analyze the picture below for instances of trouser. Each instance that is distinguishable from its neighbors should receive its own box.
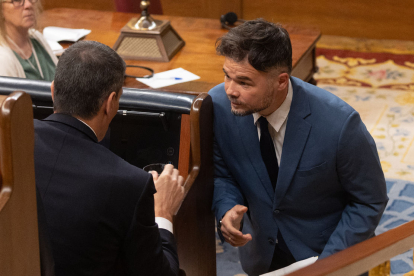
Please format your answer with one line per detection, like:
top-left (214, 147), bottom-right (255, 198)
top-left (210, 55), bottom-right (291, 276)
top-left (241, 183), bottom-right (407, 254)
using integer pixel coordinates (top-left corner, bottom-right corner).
top-left (268, 231), bottom-right (296, 272)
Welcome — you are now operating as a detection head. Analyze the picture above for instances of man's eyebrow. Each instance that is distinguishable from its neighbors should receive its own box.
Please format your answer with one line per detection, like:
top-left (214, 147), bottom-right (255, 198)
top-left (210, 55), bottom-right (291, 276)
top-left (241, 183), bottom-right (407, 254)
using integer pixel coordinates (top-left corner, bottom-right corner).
top-left (235, 75), bottom-right (253, 82)
top-left (222, 68), bottom-right (253, 82)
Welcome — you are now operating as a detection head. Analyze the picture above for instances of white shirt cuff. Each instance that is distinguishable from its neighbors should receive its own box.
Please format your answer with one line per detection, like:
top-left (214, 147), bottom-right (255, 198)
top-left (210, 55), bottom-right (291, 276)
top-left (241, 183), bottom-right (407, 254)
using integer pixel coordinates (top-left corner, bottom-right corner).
top-left (155, 217), bottom-right (173, 234)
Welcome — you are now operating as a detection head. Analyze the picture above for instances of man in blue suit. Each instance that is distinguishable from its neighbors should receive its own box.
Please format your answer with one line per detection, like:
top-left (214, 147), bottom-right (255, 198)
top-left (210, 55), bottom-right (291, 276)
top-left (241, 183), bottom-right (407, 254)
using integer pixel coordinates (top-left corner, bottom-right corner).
top-left (209, 19), bottom-right (388, 276)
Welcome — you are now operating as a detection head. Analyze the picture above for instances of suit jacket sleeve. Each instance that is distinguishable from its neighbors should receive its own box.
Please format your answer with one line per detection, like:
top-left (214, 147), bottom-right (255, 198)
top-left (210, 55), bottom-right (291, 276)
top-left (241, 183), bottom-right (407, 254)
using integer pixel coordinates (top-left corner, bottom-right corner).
top-left (319, 111), bottom-right (388, 258)
top-left (36, 186), bottom-right (55, 276)
top-left (212, 135), bottom-right (246, 226)
top-left (122, 176), bottom-right (179, 276)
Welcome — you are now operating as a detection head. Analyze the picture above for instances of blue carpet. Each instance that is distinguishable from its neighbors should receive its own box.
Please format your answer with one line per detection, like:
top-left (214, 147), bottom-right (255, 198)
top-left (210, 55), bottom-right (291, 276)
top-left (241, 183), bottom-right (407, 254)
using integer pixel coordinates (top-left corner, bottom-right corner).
top-left (216, 229), bottom-right (245, 276)
top-left (376, 179), bottom-right (414, 275)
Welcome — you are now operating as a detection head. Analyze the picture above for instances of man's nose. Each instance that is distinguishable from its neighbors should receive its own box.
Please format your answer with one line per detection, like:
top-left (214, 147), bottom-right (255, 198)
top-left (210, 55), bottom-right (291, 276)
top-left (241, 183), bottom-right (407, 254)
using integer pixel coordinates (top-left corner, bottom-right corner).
top-left (226, 81), bottom-right (239, 97)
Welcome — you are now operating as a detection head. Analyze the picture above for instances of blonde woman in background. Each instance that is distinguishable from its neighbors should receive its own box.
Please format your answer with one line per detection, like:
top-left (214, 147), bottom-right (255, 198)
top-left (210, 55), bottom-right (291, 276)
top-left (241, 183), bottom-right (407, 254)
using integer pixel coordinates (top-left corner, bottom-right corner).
top-left (0, 0), bottom-right (57, 80)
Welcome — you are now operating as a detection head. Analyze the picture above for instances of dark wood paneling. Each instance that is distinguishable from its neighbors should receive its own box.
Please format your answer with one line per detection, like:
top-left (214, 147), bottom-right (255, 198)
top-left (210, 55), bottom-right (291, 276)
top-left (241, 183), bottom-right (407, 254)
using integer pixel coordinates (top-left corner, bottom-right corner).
top-left (42, 0), bottom-right (115, 11)
top-left (243, 0), bottom-right (414, 41)
top-left (41, 0), bottom-right (414, 40)
top-left (159, 0), bottom-right (242, 19)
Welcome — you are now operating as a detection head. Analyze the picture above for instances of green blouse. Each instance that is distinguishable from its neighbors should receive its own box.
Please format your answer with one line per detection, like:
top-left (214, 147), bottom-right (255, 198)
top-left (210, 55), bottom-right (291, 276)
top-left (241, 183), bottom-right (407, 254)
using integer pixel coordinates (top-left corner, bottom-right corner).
top-left (13, 38), bottom-right (56, 81)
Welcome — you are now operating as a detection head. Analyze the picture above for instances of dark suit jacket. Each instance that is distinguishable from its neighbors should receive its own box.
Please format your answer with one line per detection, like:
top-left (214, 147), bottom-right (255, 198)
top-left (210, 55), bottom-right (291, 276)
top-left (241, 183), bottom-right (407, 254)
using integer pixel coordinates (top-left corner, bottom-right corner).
top-left (34, 113), bottom-right (179, 276)
top-left (209, 77), bottom-right (388, 276)
top-left (37, 186), bottom-right (55, 276)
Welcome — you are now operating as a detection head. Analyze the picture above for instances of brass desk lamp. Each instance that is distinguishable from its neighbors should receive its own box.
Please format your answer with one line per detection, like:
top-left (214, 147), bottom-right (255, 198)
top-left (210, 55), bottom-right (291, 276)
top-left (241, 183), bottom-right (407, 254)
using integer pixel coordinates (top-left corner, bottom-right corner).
top-left (113, 0), bottom-right (185, 62)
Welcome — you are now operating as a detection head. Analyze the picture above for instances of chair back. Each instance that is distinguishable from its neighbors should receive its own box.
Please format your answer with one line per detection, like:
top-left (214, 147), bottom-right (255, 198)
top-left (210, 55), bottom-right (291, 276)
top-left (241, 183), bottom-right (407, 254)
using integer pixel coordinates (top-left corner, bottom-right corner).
top-left (0, 92), bottom-right (40, 276)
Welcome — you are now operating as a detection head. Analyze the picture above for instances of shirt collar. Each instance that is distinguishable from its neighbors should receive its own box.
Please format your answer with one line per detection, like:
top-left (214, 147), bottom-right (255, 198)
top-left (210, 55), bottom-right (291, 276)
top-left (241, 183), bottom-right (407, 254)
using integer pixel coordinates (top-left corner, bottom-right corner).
top-left (253, 79), bottom-right (293, 132)
top-left (76, 118), bottom-right (98, 138)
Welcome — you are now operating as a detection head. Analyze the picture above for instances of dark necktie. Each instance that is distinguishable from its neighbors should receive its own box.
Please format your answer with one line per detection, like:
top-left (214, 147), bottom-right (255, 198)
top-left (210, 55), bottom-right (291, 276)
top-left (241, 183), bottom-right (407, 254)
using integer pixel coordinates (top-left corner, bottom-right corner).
top-left (258, 116), bottom-right (278, 190)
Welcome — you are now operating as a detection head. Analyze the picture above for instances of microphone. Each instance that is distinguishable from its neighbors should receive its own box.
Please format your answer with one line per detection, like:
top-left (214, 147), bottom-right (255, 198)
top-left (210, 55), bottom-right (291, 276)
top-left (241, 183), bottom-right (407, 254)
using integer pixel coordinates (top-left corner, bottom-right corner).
top-left (220, 12), bottom-right (246, 30)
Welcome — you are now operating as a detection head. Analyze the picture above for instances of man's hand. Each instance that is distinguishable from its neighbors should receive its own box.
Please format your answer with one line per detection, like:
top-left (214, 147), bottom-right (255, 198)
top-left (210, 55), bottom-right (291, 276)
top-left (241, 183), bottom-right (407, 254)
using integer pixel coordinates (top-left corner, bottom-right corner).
top-left (221, 205), bottom-right (252, 247)
top-left (150, 164), bottom-right (185, 223)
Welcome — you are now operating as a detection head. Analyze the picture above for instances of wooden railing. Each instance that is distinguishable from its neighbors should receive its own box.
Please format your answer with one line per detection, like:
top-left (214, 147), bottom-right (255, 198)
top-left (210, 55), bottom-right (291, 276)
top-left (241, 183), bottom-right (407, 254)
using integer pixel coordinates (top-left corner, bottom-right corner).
top-left (285, 220), bottom-right (414, 276)
top-left (0, 91), bottom-right (41, 276)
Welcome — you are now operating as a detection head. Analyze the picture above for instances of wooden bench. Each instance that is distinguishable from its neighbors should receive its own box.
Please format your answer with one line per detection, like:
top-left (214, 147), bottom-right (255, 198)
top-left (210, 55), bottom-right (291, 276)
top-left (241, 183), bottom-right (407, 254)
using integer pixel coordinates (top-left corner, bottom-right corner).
top-left (0, 91), bottom-right (42, 276)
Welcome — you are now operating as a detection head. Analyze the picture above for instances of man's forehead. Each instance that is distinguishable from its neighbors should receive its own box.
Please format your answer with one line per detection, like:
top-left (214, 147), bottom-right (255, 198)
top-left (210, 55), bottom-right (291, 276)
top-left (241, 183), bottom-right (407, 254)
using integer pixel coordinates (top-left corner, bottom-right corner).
top-left (224, 57), bottom-right (256, 72)
top-left (223, 57), bottom-right (269, 79)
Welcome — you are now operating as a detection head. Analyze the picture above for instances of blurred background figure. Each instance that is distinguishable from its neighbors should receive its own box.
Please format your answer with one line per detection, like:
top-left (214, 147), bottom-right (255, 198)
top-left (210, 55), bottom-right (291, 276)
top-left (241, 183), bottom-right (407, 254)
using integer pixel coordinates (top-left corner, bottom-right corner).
top-left (0, 0), bottom-right (57, 80)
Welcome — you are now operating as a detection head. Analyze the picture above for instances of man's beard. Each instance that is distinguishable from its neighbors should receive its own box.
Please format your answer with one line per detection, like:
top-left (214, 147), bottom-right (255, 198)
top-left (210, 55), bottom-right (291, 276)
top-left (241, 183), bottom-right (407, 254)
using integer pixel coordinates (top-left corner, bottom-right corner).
top-left (231, 104), bottom-right (263, 116)
top-left (228, 91), bottom-right (273, 117)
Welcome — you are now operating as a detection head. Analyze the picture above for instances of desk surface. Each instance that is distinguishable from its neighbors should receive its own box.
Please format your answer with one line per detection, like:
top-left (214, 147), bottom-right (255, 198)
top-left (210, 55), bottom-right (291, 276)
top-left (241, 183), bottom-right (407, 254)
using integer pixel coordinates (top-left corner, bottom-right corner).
top-left (39, 8), bottom-right (321, 94)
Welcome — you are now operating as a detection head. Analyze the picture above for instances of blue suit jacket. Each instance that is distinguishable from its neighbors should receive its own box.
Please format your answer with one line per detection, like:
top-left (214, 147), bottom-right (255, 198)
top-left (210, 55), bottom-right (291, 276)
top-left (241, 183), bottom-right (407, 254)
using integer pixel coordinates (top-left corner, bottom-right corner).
top-left (209, 77), bottom-right (388, 276)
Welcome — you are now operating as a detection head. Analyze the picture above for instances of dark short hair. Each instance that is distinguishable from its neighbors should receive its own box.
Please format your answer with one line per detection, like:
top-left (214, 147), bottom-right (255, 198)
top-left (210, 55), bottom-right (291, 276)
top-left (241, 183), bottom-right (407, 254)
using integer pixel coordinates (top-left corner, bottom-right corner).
top-left (216, 19), bottom-right (292, 74)
top-left (53, 41), bottom-right (126, 119)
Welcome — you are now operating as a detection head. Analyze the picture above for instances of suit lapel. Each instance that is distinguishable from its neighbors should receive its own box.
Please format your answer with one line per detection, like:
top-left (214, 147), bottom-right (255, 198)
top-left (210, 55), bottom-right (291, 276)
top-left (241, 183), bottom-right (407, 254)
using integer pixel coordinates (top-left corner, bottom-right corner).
top-left (274, 78), bottom-right (312, 208)
top-left (236, 115), bottom-right (275, 201)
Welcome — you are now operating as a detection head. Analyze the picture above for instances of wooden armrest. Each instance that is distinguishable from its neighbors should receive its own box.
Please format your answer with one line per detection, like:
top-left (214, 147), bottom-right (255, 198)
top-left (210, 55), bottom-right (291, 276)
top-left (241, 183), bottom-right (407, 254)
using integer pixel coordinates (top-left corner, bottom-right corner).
top-left (182, 93), bottom-right (208, 194)
top-left (0, 91), bottom-right (33, 212)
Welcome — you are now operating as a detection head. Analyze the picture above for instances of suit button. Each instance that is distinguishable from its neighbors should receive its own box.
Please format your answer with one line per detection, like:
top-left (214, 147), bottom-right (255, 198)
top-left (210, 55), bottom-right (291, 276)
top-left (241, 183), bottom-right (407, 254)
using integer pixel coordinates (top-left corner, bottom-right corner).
top-left (274, 209), bottom-right (280, 214)
top-left (275, 238), bottom-right (279, 244)
top-left (268, 238), bottom-right (275, 245)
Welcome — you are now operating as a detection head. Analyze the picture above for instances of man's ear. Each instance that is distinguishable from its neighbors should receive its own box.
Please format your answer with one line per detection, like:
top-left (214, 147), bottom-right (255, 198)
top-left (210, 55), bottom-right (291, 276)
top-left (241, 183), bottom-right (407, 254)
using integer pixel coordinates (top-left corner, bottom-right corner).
top-left (51, 81), bottom-right (55, 102)
top-left (277, 73), bottom-right (290, 91)
top-left (105, 91), bottom-right (118, 116)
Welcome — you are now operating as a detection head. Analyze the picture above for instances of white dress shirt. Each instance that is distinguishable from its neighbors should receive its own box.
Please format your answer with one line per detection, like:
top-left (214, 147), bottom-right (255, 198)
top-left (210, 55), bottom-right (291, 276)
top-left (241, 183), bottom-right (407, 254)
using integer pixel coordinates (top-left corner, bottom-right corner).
top-left (77, 118), bottom-right (98, 138)
top-left (155, 217), bottom-right (174, 233)
top-left (253, 80), bottom-right (293, 165)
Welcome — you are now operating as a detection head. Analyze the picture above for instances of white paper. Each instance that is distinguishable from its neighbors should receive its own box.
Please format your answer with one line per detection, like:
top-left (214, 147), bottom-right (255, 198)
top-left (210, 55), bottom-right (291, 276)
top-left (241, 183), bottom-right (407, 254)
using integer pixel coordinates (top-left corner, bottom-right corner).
top-left (43, 27), bottom-right (91, 42)
top-left (46, 39), bottom-right (65, 55)
top-left (136, 68), bottom-right (200, 89)
top-left (260, 256), bottom-right (318, 276)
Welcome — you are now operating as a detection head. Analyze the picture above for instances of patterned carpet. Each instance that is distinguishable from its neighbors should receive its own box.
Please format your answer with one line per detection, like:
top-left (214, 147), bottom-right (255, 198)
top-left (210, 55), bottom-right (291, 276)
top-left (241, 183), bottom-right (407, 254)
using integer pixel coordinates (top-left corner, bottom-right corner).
top-left (216, 36), bottom-right (414, 276)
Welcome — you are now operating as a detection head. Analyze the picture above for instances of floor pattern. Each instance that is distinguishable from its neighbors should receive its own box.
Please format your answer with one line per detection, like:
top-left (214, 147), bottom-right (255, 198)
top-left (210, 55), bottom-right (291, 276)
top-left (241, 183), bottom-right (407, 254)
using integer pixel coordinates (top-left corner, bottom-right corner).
top-left (316, 46), bottom-right (414, 275)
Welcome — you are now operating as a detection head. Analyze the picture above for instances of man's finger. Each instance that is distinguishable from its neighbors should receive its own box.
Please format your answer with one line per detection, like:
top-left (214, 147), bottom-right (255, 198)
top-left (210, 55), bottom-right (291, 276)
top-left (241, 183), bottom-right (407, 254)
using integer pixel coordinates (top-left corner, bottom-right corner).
top-left (149, 171), bottom-right (159, 182)
top-left (161, 164), bottom-right (174, 176)
top-left (221, 226), bottom-right (231, 238)
top-left (235, 205), bottom-right (248, 215)
top-left (222, 218), bottom-right (244, 236)
top-left (222, 231), bottom-right (230, 240)
top-left (226, 235), bottom-right (250, 247)
top-left (226, 225), bottom-right (244, 237)
top-left (178, 175), bottom-right (184, 187)
top-left (172, 169), bottom-right (179, 181)
top-left (222, 226), bottom-right (251, 247)
top-left (229, 233), bottom-right (251, 242)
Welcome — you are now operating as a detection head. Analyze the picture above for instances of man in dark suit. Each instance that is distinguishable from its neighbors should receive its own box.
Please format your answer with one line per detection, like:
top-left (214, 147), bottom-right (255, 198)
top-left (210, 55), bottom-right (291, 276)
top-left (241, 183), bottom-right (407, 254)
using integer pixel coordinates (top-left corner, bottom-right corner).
top-left (209, 19), bottom-right (388, 275)
top-left (34, 41), bottom-right (185, 276)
